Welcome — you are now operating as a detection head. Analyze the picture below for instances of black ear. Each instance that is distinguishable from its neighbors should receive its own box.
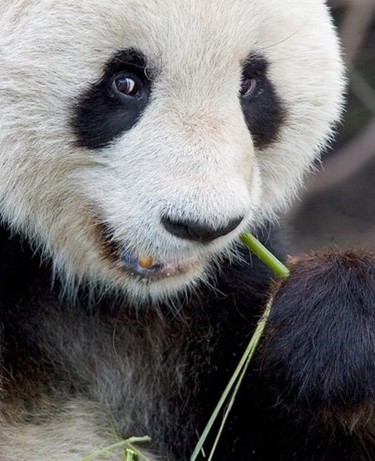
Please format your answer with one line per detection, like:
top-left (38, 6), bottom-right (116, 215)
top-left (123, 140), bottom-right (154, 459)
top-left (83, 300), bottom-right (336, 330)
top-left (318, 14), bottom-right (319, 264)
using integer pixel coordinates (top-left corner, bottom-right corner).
top-left (260, 249), bottom-right (375, 429)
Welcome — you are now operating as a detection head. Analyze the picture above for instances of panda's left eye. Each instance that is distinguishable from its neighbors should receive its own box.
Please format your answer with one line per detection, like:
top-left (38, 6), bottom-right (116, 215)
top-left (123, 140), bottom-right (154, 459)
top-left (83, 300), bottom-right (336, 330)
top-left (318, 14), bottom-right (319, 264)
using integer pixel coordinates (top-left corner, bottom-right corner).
top-left (240, 77), bottom-right (257, 98)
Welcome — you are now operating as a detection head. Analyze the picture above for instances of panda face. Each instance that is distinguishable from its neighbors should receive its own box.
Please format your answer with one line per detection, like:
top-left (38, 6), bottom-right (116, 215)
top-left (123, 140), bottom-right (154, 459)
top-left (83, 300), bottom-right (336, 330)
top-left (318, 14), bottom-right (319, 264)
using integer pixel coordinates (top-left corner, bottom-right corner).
top-left (0, 0), bottom-right (344, 302)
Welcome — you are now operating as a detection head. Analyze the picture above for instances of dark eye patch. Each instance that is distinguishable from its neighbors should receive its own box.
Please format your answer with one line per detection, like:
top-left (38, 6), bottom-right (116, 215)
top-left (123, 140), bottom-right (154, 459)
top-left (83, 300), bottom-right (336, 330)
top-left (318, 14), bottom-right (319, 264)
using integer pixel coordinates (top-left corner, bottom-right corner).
top-left (72, 49), bottom-right (152, 150)
top-left (240, 54), bottom-right (286, 150)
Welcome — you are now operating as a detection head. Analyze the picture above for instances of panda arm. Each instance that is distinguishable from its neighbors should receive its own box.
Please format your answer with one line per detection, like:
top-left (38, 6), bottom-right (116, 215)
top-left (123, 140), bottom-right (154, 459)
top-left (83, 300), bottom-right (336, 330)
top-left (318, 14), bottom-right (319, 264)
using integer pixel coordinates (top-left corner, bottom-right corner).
top-left (255, 249), bottom-right (375, 457)
top-left (204, 238), bottom-right (375, 459)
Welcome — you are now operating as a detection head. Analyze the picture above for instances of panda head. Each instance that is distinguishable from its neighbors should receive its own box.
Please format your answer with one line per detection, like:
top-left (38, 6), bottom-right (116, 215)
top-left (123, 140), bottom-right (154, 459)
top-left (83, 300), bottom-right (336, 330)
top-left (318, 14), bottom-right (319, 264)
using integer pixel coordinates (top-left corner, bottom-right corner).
top-left (0, 0), bottom-right (344, 303)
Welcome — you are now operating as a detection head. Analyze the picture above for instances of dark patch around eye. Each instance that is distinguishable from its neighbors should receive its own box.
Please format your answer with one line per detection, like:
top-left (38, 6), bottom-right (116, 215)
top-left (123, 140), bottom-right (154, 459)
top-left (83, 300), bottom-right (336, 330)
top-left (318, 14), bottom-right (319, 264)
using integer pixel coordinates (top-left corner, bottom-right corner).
top-left (240, 54), bottom-right (287, 150)
top-left (72, 49), bottom-right (151, 150)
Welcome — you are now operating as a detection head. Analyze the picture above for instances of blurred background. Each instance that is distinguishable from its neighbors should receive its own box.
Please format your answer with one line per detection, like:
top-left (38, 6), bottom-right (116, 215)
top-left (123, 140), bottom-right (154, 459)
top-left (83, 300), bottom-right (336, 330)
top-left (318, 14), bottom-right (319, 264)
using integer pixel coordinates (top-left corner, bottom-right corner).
top-left (287, 0), bottom-right (375, 251)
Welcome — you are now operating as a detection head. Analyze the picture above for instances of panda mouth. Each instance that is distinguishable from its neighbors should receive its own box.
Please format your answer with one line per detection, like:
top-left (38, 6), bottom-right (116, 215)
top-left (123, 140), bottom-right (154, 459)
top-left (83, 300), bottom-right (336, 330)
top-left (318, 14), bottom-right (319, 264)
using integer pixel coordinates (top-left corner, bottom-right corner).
top-left (119, 247), bottom-right (199, 280)
top-left (99, 222), bottom-right (200, 280)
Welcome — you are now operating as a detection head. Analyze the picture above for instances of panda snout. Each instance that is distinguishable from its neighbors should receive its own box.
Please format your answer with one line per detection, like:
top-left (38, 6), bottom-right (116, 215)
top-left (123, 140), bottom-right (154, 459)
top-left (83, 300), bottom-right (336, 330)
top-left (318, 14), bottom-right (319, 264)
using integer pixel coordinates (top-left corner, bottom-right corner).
top-left (161, 215), bottom-right (244, 243)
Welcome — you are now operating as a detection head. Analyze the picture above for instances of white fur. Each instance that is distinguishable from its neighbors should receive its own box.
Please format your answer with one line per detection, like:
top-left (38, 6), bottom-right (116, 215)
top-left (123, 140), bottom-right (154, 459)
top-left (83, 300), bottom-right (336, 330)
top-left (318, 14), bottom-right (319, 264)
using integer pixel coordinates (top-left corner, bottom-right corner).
top-left (0, 399), bottom-right (158, 461)
top-left (0, 0), bottom-right (345, 301)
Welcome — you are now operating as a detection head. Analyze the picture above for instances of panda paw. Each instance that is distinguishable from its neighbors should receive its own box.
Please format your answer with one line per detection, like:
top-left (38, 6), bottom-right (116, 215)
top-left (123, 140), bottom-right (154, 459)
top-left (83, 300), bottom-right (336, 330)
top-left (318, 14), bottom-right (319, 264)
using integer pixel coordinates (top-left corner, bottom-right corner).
top-left (260, 249), bottom-right (375, 429)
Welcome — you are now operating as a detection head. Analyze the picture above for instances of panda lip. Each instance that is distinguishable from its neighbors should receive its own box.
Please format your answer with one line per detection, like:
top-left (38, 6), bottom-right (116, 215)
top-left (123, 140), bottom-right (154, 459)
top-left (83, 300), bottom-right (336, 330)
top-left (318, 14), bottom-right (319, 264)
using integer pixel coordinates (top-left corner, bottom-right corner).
top-left (120, 249), bottom-right (164, 277)
top-left (99, 224), bottom-right (198, 279)
top-left (119, 248), bottom-right (198, 279)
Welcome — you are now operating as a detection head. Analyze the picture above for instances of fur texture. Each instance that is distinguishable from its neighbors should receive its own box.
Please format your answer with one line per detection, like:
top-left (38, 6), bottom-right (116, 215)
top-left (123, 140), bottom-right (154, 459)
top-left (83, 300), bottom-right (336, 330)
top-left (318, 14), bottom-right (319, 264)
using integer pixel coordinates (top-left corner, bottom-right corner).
top-left (2, 1), bottom-right (373, 461)
top-left (0, 0), bottom-right (343, 301)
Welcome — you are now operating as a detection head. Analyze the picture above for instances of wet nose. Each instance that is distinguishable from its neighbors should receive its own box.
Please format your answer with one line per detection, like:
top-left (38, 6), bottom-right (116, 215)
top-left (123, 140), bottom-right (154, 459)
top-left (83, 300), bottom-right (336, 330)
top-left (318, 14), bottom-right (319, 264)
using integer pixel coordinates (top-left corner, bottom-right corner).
top-left (161, 216), bottom-right (243, 243)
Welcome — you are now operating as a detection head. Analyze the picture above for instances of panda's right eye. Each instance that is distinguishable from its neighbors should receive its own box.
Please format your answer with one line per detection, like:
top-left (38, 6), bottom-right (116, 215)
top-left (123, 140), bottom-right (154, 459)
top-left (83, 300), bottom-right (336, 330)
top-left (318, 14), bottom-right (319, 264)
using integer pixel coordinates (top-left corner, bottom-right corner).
top-left (112, 75), bottom-right (140, 98)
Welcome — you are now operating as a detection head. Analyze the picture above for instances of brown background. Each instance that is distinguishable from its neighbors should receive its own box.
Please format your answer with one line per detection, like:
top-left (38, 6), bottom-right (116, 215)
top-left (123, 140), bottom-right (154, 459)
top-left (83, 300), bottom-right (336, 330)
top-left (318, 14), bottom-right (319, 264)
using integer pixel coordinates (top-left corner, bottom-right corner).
top-left (287, 0), bottom-right (375, 252)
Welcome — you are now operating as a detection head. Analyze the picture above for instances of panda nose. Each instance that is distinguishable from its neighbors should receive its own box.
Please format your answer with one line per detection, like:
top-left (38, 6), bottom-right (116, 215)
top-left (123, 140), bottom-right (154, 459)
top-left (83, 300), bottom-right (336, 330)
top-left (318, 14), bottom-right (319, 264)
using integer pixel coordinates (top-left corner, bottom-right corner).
top-left (161, 216), bottom-right (243, 243)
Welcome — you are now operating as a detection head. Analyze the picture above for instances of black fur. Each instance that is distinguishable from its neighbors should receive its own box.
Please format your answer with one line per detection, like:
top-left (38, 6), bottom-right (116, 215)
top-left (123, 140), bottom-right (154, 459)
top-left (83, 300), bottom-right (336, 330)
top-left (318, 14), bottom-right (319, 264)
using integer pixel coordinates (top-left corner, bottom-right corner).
top-left (1, 222), bottom-right (375, 461)
top-left (240, 54), bottom-right (286, 150)
top-left (260, 252), bottom-right (375, 423)
top-left (0, 225), bottom-right (38, 309)
top-left (72, 49), bottom-right (152, 149)
top-left (252, 250), bottom-right (375, 461)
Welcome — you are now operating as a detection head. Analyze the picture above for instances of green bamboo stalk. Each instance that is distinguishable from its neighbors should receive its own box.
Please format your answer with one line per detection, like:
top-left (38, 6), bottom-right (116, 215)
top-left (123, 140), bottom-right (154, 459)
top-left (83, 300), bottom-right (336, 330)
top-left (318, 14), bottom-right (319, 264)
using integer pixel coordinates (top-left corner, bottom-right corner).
top-left (240, 232), bottom-right (290, 278)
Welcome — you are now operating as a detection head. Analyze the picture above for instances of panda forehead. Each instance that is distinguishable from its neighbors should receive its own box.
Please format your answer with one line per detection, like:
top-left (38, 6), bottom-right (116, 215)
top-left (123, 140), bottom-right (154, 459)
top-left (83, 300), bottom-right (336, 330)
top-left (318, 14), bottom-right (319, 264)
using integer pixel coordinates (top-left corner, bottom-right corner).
top-left (120, 0), bottom-right (260, 63)
top-left (102, 0), bottom-right (316, 64)
top-left (22, 0), bottom-right (319, 71)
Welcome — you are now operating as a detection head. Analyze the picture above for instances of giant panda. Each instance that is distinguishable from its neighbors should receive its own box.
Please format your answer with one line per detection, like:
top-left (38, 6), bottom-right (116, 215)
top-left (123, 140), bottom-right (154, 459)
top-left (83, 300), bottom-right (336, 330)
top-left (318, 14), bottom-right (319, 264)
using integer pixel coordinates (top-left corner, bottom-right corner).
top-left (0, 1), bottom-right (374, 460)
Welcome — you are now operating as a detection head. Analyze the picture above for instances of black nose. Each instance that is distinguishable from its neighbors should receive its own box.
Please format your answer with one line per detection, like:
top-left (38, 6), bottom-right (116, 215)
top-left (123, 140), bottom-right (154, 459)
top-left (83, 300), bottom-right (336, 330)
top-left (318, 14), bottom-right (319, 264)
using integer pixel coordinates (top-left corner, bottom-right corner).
top-left (161, 216), bottom-right (243, 243)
